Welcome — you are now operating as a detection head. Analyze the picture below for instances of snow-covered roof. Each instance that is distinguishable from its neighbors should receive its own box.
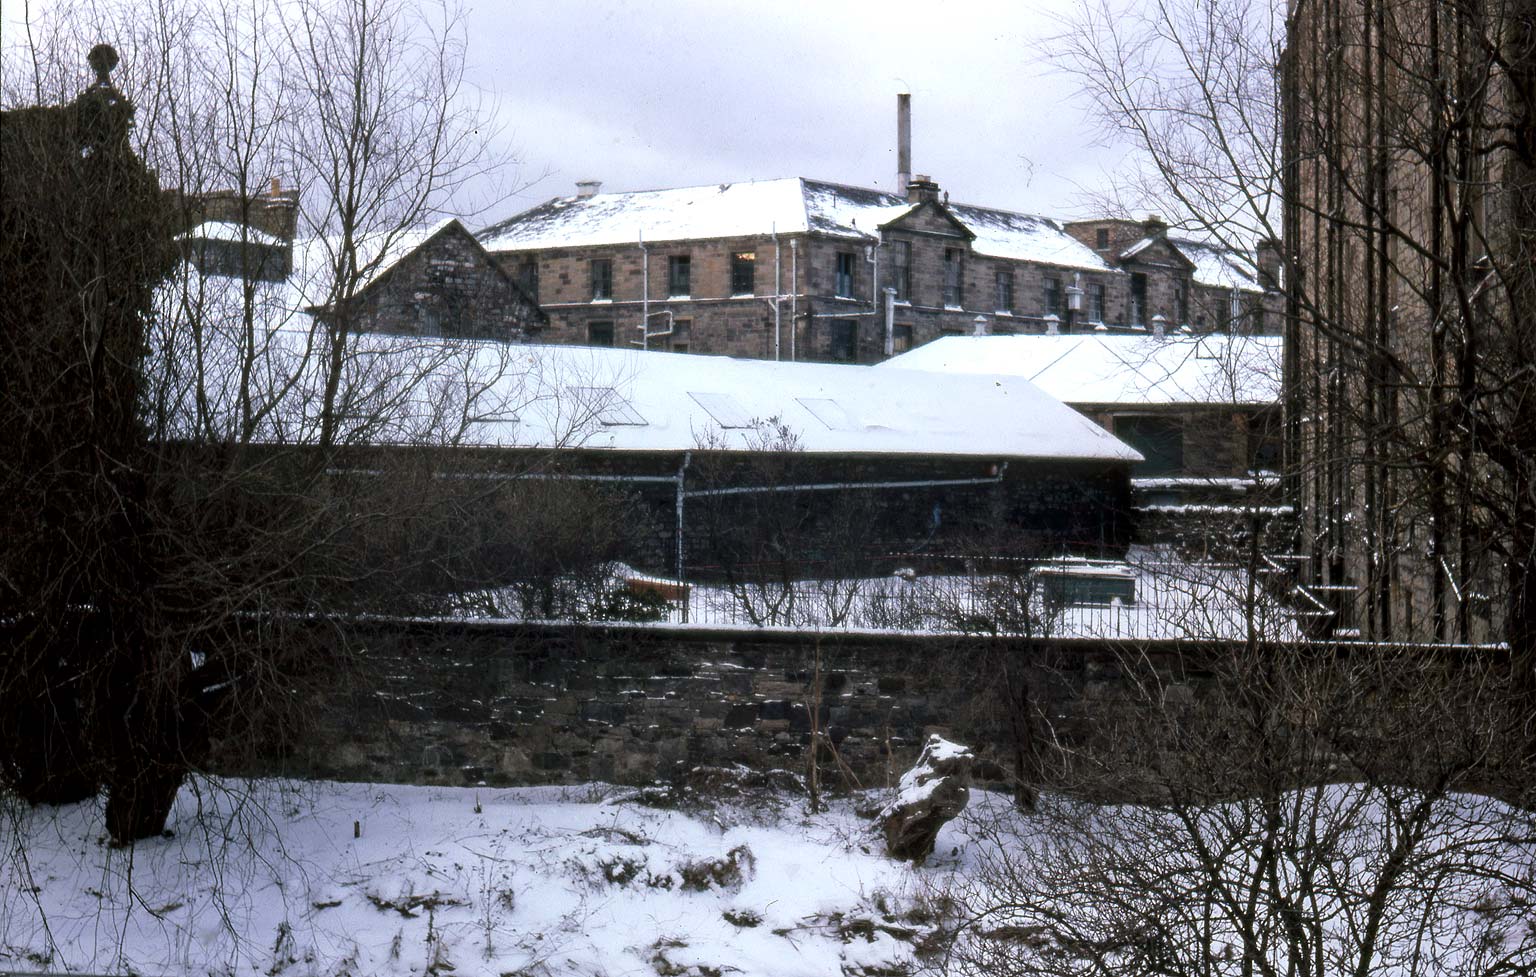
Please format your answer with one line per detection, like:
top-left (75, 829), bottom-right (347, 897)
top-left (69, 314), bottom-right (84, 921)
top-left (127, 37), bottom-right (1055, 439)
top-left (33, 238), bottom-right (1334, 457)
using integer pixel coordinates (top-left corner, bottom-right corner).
top-left (467, 344), bottom-right (1140, 461)
top-left (478, 179), bottom-right (1107, 270)
top-left (179, 220), bottom-right (286, 247)
top-left (290, 217), bottom-right (463, 305)
top-left (879, 334), bottom-right (1282, 407)
top-left (1171, 237), bottom-right (1265, 293)
top-left (949, 204), bottom-right (1111, 271)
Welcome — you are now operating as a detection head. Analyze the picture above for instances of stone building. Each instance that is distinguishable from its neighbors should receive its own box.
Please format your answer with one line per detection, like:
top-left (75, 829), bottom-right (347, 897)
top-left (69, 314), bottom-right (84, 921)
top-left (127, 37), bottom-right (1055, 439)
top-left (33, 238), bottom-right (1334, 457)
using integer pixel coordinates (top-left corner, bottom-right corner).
top-left (477, 175), bottom-right (1282, 365)
top-left (298, 218), bottom-right (545, 342)
top-left (1282, 0), bottom-right (1534, 644)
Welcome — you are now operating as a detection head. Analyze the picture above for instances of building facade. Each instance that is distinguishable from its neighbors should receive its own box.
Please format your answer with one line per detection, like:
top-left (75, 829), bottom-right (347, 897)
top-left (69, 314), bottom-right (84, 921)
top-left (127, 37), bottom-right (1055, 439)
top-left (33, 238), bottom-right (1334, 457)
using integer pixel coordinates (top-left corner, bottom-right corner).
top-left (478, 176), bottom-right (1282, 365)
top-left (1283, 0), bottom-right (1534, 645)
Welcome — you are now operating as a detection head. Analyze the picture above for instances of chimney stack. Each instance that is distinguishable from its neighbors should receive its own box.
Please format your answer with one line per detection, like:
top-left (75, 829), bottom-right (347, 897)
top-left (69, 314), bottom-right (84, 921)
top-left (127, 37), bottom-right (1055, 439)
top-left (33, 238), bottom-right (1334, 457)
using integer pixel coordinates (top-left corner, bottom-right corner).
top-left (907, 174), bottom-right (941, 205)
top-left (1256, 237), bottom-right (1282, 290)
top-left (896, 92), bottom-right (911, 196)
top-left (575, 180), bottom-right (602, 200)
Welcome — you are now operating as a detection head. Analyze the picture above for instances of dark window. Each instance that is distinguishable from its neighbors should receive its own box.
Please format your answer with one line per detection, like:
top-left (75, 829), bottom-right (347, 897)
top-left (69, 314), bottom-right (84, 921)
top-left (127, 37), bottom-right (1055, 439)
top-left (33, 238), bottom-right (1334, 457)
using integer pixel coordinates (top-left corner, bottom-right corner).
top-left (667, 254), bottom-right (691, 296)
top-left (829, 319), bottom-right (858, 362)
top-left (835, 252), bottom-right (856, 298)
top-left (1251, 303), bottom-right (1266, 334)
top-left (731, 251), bottom-right (756, 295)
top-left (1095, 227), bottom-right (1110, 250)
top-left (995, 270), bottom-right (1013, 312)
top-left (943, 248), bottom-right (963, 306)
top-left (1089, 283), bottom-right (1106, 321)
top-left (516, 258), bottom-right (539, 301)
top-left (892, 323), bottom-right (913, 353)
top-left (669, 318), bottom-right (691, 353)
top-left (1131, 273), bottom-right (1148, 325)
top-left (1043, 276), bottom-right (1062, 316)
top-left (587, 320), bottom-right (614, 347)
top-left (1115, 415), bottom-right (1184, 475)
top-left (590, 259), bottom-right (612, 301)
top-left (891, 241), bottom-right (911, 301)
top-left (1175, 280), bottom-right (1189, 323)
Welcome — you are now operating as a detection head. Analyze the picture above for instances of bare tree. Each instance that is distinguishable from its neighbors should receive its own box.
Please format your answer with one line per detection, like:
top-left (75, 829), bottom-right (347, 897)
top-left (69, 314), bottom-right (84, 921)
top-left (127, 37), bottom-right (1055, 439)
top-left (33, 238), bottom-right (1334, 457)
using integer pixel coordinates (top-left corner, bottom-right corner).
top-left (0, 0), bottom-right (569, 848)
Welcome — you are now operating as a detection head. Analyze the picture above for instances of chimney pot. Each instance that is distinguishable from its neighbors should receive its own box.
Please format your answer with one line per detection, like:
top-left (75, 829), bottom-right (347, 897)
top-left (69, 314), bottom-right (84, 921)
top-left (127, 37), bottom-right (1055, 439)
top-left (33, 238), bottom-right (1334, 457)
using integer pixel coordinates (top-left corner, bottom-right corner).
top-left (575, 180), bottom-right (602, 199)
top-left (907, 175), bottom-right (941, 204)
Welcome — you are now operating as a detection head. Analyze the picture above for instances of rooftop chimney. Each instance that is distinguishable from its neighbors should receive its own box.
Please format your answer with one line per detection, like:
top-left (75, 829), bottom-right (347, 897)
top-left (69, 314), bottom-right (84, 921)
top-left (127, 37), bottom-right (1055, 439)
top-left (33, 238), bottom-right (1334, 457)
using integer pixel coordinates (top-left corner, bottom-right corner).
top-left (907, 173), bottom-right (941, 205)
top-left (896, 92), bottom-right (911, 196)
top-left (1256, 237), bottom-right (1282, 290)
top-left (1142, 214), bottom-right (1167, 235)
top-left (575, 179), bottom-right (602, 199)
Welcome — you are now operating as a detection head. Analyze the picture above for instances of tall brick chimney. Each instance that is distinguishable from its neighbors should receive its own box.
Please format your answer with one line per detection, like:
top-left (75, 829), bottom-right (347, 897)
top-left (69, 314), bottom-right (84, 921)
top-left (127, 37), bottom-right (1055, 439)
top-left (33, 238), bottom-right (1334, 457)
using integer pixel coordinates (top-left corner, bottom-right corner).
top-left (896, 92), bottom-right (911, 195)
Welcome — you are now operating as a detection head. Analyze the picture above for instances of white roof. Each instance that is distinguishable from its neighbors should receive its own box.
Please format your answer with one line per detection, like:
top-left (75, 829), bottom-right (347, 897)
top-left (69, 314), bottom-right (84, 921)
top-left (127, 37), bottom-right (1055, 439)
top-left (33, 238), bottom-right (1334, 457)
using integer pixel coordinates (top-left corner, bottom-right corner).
top-left (477, 345), bottom-right (1140, 461)
top-left (950, 204), bottom-right (1111, 271)
top-left (1172, 237), bottom-right (1264, 293)
top-left (478, 179), bottom-right (1107, 270)
top-left (179, 220), bottom-right (286, 247)
top-left (879, 334), bottom-right (1282, 407)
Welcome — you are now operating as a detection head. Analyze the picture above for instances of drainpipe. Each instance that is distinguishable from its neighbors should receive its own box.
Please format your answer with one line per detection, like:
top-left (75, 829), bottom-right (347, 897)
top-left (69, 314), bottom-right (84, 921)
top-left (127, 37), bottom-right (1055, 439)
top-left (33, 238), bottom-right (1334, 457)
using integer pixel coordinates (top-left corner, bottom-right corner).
top-left (883, 286), bottom-right (897, 356)
top-left (676, 450), bottom-right (691, 622)
top-left (639, 230), bottom-right (649, 350)
top-left (773, 223), bottom-right (781, 360)
top-left (790, 238), bottom-right (799, 360)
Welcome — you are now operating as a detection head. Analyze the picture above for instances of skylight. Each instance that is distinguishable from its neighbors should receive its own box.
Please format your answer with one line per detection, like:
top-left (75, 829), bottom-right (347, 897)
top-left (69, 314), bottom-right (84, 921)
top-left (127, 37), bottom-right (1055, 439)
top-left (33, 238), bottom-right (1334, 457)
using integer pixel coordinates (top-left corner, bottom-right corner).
top-left (567, 386), bottom-right (646, 426)
top-left (796, 397), bottom-right (859, 432)
top-left (687, 391), bottom-right (754, 429)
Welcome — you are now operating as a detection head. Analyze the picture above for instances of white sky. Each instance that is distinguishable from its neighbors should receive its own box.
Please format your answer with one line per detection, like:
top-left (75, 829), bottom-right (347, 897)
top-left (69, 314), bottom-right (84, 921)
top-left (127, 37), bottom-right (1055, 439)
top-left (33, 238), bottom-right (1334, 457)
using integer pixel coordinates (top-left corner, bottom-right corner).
top-left (2, 0), bottom-right (1137, 225)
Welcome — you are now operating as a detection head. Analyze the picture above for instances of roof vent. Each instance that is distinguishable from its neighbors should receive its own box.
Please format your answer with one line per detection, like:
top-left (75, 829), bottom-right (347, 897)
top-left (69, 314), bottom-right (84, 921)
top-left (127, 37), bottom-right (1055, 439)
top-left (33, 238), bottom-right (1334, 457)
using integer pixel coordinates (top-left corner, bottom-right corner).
top-left (575, 180), bottom-right (602, 199)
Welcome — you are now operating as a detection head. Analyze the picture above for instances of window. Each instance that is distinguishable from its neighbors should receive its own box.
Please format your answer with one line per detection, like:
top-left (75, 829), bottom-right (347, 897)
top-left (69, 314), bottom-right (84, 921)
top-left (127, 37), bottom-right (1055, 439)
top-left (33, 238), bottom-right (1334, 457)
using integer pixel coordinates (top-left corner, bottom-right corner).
top-left (587, 320), bottom-right (614, 347)
top-left (669, 318), bottom-right (691, 353)
top-left (1175, 280), bottom-right (1189, 323)
top-left (829, 319), bottom-right (858, 362)
top-left (994, 270), bottom-right (1013, 313)
top-left (1131, 272), bottom-right (1148, 325)
top-left (516, 258), bottom-right (538, 301)
top-left (797, 397), bottom-right (859, 431)
top-left (1095, 227), bottom-right (1110, 250)
top-left (667, 254), bottom-right (691, 297)
top-left (1089, 283), bottom-right (1106, 321)
top-left (568, 386), bottom-right (646, 426)
top-left (942, 248), bottom-right (963, 307)
top-left (730, 251), bottom-right (756, 295)
top-left (891, 241), bottom-right (911, 301)
top-left (1043, 276), bottom-right (1062, 316)
top-left (688, 391), bottom-right (754, 428)
top-left (1115, 414), bottom-right (1184, 475)
top-left (834, 251), bottom-right (856, 298)
top-left (590, 259), bottom-right (612, 301)
top-left (892, 323), bottom-right (913, 353)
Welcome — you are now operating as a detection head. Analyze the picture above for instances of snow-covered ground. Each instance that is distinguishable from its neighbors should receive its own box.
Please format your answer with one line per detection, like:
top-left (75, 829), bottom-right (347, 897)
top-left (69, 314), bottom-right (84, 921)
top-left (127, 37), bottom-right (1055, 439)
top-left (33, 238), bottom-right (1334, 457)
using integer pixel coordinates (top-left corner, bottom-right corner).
top-left (1, 778), bottom-right (960, 977)
top-left (4, 778), bottom-right (1529, 976)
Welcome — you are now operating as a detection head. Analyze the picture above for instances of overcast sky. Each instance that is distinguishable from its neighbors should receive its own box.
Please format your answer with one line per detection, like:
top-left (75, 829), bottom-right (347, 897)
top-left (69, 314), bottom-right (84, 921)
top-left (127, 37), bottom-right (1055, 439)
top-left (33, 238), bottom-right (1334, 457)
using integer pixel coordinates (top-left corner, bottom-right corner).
top-left (2, 0), bottom-right (1136, 225)
top-left (473, 0), bottom-right (1132, 224)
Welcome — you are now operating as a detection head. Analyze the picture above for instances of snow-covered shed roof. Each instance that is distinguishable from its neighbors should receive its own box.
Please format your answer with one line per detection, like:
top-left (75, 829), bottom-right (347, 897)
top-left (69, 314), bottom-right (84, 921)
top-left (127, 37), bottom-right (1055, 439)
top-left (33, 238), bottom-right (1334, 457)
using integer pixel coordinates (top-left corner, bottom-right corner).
top-left (1171, 237), bottom-right (1264, 293)
top-left (477, 179), bottom-right (1110, 270)
top-left (879, 334), bottom-right (1282, 407)
top-left (472, 344), bottom-right (1140, 461)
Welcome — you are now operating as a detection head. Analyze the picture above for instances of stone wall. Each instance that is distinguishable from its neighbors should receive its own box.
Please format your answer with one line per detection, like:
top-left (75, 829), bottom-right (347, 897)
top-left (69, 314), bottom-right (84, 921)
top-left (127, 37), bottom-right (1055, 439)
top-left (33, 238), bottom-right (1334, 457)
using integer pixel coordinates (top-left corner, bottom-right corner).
top-left (269, 621), bottom-right (1233, 792)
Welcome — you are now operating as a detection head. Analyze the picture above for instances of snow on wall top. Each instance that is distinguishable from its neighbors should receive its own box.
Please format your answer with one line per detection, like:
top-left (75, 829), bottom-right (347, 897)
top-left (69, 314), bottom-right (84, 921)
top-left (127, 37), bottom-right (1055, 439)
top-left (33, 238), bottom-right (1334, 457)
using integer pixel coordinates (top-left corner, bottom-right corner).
top-left (179, 220), bottom-right (286, 247)
top-left (879, 334), bottom-right (1282, 407)
top-left (1171, 237), bottom-right (1264, 293)
top-left (950, 205), bottom-right (1111, 271)
top-left (477, 178), bottom-right (1108, 269)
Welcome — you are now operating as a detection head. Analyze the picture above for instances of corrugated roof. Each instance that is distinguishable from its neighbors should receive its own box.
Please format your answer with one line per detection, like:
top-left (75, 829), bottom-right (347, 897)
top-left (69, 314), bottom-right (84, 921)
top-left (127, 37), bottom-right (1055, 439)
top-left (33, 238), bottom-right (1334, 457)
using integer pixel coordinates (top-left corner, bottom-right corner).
top-left (879, 334), bottom-right (1282, 407)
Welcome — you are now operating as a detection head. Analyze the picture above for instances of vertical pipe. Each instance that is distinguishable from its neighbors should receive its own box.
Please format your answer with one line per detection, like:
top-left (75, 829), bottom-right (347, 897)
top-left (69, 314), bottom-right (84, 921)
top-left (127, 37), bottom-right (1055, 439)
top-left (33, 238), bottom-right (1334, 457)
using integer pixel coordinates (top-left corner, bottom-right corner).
top-left (676, 451), bottom-right (690, 623)
top-left (639, 231), bottom-right (649, 350)
top-left (773, 223), bottom-right (781, 360)
top-left (790, 239), bottom-right (799, 360)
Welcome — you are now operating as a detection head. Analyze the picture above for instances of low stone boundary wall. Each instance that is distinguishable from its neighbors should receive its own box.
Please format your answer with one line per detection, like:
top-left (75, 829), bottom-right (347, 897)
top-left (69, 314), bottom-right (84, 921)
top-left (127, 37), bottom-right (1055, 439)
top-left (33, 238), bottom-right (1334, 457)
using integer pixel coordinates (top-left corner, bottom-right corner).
top-left (273, 621), bottom-right (1242, 791)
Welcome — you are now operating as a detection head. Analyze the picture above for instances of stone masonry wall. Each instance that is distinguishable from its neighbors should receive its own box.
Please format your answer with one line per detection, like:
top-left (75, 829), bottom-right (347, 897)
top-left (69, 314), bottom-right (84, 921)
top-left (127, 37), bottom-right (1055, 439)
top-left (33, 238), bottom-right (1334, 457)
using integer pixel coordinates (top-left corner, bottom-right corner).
top-left (272, 622), bottom-right (1234, 792)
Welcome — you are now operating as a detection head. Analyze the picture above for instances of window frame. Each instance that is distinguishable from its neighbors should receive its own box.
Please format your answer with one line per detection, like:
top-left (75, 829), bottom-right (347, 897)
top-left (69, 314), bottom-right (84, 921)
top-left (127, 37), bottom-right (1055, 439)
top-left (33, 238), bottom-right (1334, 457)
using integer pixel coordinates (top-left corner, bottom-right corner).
top-left (667, 254), bottom-right (691, 297)
top-left (942, 248), bottom-right (964, 307)
top-left (590, 258), bottom-right (613, 301)
top-left (586, 320), bottom-right (615, 347)
top-left (891, 240), bottom-right (912, 302)
top-left (834, 251), bottom-right (856, 299)
top-left (730, 251), bottom-right (756, 296)
top-left (994, 269), bottom-right (1014, 314)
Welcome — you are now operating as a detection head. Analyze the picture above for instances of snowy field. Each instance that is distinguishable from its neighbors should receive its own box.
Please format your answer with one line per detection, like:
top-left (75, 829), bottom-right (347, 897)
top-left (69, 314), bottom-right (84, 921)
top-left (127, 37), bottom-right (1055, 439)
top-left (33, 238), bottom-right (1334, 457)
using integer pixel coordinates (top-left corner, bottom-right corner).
top-left (4, 778), bottom-right (1527, 976)
top-left (1, 778), bottom-right (961, 976)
